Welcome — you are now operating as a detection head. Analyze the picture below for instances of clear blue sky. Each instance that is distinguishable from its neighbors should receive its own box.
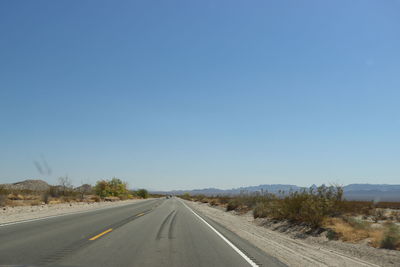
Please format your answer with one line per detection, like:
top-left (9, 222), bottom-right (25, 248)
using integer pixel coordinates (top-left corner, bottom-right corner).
top-left (1, 1), bottom-right (399, 190)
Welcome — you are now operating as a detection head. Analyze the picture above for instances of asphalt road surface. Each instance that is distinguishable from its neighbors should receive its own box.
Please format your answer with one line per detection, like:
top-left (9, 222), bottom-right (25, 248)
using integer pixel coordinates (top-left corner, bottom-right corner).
top-left (0, 197), bottom-right (286, 267)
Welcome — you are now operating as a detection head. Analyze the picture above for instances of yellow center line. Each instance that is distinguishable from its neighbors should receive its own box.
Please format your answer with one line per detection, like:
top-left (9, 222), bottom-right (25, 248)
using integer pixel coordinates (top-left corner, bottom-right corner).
top-left (136, 213), bottom-right (145, 217)
top-left (89, 228), bottom-right (113, 241)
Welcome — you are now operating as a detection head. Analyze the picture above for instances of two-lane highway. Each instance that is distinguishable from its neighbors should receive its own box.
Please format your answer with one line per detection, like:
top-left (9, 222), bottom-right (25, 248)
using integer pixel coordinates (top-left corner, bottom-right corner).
top-left (0, 198), bottom-right (285, 267)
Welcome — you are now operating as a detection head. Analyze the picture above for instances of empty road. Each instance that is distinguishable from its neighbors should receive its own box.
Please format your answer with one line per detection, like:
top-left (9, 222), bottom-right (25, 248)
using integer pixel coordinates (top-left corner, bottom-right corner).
top-left (0, 197), bottom-right (285, 267)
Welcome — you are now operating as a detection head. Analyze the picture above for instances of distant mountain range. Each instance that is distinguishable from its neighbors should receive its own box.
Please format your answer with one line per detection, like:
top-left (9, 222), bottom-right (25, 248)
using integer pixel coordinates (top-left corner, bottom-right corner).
top-left (2, 180), bottom-right (399, 202)
top-left (153, 183), bottom-right (400, 202)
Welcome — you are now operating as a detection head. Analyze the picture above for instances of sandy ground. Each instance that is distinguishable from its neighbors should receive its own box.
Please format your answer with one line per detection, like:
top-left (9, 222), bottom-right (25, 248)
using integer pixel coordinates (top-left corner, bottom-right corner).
top-left (187, 201), bottom-right (400, 267)
top-left (0, 199), bottom-right (148, 225)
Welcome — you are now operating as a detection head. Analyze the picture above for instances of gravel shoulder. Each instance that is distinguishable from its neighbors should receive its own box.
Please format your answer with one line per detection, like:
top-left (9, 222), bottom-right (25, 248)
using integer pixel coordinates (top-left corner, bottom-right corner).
top-left (0, 199), bottom-right (149, 225)
top-left (187, 201), bottom-right (400, 267)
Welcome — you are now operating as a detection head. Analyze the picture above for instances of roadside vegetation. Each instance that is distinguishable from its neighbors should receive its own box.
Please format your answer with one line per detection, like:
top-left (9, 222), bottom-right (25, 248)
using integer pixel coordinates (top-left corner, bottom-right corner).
top-left (179, 185), bottom-right (400, 251)
top-left (0, 177), bottom-right (152, 208)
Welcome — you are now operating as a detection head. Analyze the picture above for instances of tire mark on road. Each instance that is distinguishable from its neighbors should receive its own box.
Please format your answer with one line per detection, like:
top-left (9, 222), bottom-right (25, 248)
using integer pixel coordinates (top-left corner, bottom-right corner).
top-left (168, 211), bottom-right (177, 239)
top-left (156, 210), bottom-right (175, 240)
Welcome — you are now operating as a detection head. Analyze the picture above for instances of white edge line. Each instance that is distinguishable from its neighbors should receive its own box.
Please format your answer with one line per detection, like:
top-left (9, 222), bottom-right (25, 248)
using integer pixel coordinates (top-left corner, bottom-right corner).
top-left (180, 200), bottom-right (259, 267)
top-left (0, 199), bottom-right (152, 227)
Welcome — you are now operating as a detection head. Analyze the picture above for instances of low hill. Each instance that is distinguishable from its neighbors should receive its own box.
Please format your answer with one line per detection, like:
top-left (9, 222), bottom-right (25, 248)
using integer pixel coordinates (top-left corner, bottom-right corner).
top-left (1, 179), bottom-right (51, 192)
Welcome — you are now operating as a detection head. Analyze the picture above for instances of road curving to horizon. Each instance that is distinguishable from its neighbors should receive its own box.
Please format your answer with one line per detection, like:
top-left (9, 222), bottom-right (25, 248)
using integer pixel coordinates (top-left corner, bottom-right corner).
top-left (0, 197), bottom-right (285, 267)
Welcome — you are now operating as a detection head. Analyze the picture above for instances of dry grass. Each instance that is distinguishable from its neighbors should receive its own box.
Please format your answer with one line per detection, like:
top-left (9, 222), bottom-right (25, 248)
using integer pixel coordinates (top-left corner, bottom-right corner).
top-left (324, 217), bottom-right (372, 243)
top-left (1, 194), bottom-right (106, 207)
top-left (324, 217), bottom-right (400, 250)
top-left (30, 200), bottom-right (42, 206)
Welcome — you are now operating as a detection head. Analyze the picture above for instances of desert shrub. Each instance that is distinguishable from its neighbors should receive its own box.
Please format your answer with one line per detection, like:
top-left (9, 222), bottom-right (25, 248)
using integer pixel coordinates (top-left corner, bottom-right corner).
top-left (389, 211), bottom-right (400, 222)
top-left (209, 199), bottom-right (218, 206)
top-left (253, 202), bottom-right (270, 218)
top-left (336, 200), bottom-right (374, 216)
top-left (192, 194), bottom-right (206, 202)
top-left (298, 197), bottom-right (327, 228)
top-left (280, 190), bottom-right (310, 221)
top-left (119, 194), bottom-right (128, 200)
top-left (372, 208), bottom-right (386, 223)
top-left (49, 186), bottom-right (61, 197)
top-left (270, 185), bottom-right (343, 228)
top-left (226, 199), bottom-right (241, 211)
top-left (41, 192), bottom-right (50, 204)
top-left (326, 229), bottom-right (339, 240)
top-left (77, 184), bottom-right (92, 200)
top-left (201, 198), bottom-right (209, 203)
top-left (58, 176), bottom-right (74, 196)
top-left (250, 185), bottom-right (344, 228)
top-left (217, 195), bottom-right (231, 204)
top-left (0, 194), bottom-right (6, 207)
top-left (136, 189), bottom-right (149, 199)
top-left (180, 193), bottom-right (191, 200)
top-left (61, 195), bottom-right (75, 203)
top-left (91, 195), bottom-right (101, 202)
top-left (380, 224), bottom-right (400, 250)
top-left (0, 185), bottom-right (10, 195)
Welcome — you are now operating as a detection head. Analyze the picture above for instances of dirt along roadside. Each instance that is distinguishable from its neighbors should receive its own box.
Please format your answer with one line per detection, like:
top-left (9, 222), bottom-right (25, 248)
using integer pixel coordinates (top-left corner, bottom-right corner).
top-left (186, 200), bottom-right (400, 267)
top-left (0, 199), bottom-right (149, 225)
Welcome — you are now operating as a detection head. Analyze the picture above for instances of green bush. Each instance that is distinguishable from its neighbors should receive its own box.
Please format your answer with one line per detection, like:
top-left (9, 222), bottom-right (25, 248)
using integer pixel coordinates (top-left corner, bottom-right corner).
top-left (136, 189), bottom-right (149, 199)
top-left (380, 224), bottom-right (400, 250)
top-left (326, 229), bottom-right (339, 240)
top-left (299, 197), bottom-right (326, 228)
top-left (94, 178), bottom-right (128, 198)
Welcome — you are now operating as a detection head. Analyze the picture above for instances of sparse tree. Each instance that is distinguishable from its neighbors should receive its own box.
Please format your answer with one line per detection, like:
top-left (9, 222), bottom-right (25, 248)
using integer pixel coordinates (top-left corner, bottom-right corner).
top-left (77, 183), bottom-right (92, 201)
top-left (58, 176), bottom-right (73, 196)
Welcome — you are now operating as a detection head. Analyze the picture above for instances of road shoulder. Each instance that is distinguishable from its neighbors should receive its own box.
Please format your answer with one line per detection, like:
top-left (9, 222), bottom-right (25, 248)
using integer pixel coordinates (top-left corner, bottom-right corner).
top-left (186, 200), bottom-right (399, 267)
top-left (0, 199), bottom-right (149, 226)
